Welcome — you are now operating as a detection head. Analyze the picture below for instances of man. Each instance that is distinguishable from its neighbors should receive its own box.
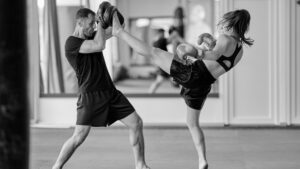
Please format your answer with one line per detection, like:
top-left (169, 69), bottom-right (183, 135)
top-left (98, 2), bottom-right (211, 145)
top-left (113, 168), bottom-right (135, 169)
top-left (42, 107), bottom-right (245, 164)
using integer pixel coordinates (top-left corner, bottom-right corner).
top-left (52, 8), bottom-right (149, 169)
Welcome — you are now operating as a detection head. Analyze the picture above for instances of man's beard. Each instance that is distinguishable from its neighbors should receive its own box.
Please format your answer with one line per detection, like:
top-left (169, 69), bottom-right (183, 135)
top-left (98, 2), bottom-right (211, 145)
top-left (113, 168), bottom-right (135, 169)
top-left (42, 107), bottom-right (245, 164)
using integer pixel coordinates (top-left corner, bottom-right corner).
top-left (84, 33), bottom-right (93, 39)
top-left (84, 31), bottom-right (93, 39)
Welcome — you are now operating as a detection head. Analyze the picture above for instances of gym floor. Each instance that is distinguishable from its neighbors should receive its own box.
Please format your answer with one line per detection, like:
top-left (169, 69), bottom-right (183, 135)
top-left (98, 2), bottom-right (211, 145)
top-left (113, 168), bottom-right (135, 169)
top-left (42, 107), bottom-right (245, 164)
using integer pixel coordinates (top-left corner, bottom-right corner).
top-left (30, 127), bottom-right (300, 169)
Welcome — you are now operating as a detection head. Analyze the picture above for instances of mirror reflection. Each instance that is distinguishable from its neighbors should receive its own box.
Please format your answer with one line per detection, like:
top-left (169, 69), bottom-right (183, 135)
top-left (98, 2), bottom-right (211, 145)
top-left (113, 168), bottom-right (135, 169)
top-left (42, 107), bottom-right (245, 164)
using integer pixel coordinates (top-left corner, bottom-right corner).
top-left (114, 17), bottom-right (182, 94)
top-left (38, 0), bottom-right (219, 96)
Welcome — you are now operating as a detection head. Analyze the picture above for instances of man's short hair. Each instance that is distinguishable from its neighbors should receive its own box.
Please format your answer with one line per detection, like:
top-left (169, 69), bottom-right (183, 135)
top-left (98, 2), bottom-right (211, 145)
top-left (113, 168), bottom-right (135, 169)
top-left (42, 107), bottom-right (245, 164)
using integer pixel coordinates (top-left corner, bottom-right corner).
top-left (76, 8), bottom-right (95, 20)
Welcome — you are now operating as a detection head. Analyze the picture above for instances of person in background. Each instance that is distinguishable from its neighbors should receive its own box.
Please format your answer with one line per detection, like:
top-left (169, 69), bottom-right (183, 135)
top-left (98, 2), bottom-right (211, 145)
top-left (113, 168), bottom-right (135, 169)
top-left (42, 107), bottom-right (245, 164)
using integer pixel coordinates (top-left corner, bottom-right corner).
top-left (148, 28), bottom-right (179, 93)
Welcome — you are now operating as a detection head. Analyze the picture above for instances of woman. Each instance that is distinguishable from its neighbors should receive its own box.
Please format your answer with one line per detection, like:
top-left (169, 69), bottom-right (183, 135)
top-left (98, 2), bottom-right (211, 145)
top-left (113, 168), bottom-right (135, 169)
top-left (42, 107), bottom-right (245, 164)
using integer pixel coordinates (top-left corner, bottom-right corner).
top-left (112, 9), bottom-right (253, 169)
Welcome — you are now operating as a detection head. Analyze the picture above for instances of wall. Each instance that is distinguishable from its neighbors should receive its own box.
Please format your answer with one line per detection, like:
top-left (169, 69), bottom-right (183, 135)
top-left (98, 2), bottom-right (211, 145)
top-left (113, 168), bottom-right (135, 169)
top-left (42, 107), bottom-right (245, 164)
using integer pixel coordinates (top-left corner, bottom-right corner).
top-left (220, 0), bottom-right (299, 125)
top-left (226, 0), bottom-right (275, 125)
top-left (292, 0), bottom-right (300, 124)
top-left (27, 0), bottom-right (40, 122)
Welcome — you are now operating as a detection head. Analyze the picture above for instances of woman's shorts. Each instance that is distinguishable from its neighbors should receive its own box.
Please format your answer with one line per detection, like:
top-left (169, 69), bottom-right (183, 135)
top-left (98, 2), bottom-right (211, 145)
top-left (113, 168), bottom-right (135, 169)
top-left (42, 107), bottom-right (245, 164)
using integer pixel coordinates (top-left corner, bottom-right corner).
top-left (170, 59), bottom-right (216, 110)
top-left (157, 68), bottom-right (170, 78)
top-left (170, 59), bottom-right (215, 88)
top-left (76, 89), bottom-right (135, 127)
top-left (180, 85), bottom-right (212, 110)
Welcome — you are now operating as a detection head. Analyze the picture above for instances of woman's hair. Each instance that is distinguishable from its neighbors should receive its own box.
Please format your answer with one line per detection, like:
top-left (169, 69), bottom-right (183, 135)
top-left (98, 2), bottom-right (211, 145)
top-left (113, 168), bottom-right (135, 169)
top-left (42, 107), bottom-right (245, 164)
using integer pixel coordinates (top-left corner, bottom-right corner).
top-left (218, 9), bottom-right (254, 46)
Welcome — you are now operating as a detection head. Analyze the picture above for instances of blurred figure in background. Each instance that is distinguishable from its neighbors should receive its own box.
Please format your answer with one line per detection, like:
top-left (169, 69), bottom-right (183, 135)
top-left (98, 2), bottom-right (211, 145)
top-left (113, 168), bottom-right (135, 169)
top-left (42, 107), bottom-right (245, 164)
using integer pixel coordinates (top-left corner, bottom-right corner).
top-left (148, 28), bottom-right (179, 93)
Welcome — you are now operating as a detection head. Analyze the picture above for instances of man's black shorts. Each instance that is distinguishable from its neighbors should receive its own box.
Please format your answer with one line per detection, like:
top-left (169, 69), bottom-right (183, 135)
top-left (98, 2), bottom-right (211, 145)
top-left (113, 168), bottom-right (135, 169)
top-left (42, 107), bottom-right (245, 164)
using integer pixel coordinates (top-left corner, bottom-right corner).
top-left (76, 89), bottom-right (135, 127)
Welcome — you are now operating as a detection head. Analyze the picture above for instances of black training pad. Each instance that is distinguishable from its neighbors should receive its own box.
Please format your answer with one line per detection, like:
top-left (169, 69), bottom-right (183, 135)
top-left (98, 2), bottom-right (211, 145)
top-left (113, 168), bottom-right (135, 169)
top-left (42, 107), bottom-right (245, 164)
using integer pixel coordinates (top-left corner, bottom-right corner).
top-left (98, 1), bottom-right (124, 29)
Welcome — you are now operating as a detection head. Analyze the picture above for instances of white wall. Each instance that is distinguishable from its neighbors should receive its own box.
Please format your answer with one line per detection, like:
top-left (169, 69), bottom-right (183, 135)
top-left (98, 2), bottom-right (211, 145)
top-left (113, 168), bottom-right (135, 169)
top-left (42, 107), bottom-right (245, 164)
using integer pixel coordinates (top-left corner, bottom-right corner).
top-left (27, 0), bottom-right (40, 123)
top-left (217, 0), bottom-right (300, 126)
top-left (292, 0), bottom-right (300, 124)
top-left (228, 0), bottom-right (274, 124)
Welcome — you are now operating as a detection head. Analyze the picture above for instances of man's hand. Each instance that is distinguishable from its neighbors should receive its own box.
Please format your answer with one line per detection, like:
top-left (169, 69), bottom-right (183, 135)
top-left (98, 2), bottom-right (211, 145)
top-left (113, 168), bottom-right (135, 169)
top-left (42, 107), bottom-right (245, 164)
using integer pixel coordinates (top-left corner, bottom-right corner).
top-left (112, 13), bottom-right (124, 37)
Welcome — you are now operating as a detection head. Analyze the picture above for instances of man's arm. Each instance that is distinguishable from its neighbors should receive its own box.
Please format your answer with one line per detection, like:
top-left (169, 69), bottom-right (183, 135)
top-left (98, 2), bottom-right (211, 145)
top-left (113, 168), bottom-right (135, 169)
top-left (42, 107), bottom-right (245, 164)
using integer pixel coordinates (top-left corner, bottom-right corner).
top-left (79, 23), bottom-right (106, 53)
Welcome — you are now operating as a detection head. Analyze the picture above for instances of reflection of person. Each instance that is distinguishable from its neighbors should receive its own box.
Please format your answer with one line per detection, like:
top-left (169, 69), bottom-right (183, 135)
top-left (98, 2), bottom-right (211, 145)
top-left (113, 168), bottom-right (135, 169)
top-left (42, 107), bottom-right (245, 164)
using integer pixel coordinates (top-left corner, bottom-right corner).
top-left (148, 28), bottom-right (178, 93)
top-left (168, 26), bottom-right (184, 56)
top-left (112, 9), bottom-right (253, 169)
top-left (186, 5), bottom-right (212, 46)
top-left (52, 8), bottom-right (149, 169)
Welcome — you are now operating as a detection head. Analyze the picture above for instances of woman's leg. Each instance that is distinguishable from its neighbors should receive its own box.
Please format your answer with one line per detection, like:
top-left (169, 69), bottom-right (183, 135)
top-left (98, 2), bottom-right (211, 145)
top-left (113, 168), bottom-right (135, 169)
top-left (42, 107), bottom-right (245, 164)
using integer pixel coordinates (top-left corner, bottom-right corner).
top-left (151, 48), bottom-right (174, 74)
top-left (113, 17), bottom-right (175, 74)
top-left (186, 106), bottom-right (208, 169)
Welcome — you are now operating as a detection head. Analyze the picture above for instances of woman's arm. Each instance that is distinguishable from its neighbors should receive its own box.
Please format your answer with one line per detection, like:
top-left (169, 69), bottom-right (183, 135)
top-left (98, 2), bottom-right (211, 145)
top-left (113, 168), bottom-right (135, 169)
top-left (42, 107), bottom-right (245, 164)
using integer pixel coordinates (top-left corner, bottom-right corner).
top-left (200, 34), bottom-right (231, 60)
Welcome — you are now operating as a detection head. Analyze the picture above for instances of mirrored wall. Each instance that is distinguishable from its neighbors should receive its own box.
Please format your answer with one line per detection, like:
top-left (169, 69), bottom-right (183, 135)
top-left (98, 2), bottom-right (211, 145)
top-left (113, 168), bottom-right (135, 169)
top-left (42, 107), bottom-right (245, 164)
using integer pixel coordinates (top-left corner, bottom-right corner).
top-left (38, 0), bottom-right (219, 96)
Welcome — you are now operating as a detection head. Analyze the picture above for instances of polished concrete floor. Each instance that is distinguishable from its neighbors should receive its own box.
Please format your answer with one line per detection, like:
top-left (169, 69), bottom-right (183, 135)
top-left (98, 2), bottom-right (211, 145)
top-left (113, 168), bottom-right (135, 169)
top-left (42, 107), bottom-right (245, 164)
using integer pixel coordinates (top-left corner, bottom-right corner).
top-left (30, 127), bottom-right (300, 169)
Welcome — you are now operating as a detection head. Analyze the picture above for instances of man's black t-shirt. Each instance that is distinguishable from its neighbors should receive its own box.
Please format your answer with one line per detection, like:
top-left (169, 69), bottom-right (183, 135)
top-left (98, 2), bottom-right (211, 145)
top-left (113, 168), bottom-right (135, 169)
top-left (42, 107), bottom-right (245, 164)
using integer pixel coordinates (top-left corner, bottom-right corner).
top-left (65, 36), bottom-right (114, 93)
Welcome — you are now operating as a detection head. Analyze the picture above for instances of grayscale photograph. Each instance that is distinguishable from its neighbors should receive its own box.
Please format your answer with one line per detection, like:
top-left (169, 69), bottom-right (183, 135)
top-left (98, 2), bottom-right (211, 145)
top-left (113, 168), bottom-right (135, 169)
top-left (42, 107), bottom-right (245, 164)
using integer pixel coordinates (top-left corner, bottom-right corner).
top-left (0, 0), bottom-right (300, 169)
